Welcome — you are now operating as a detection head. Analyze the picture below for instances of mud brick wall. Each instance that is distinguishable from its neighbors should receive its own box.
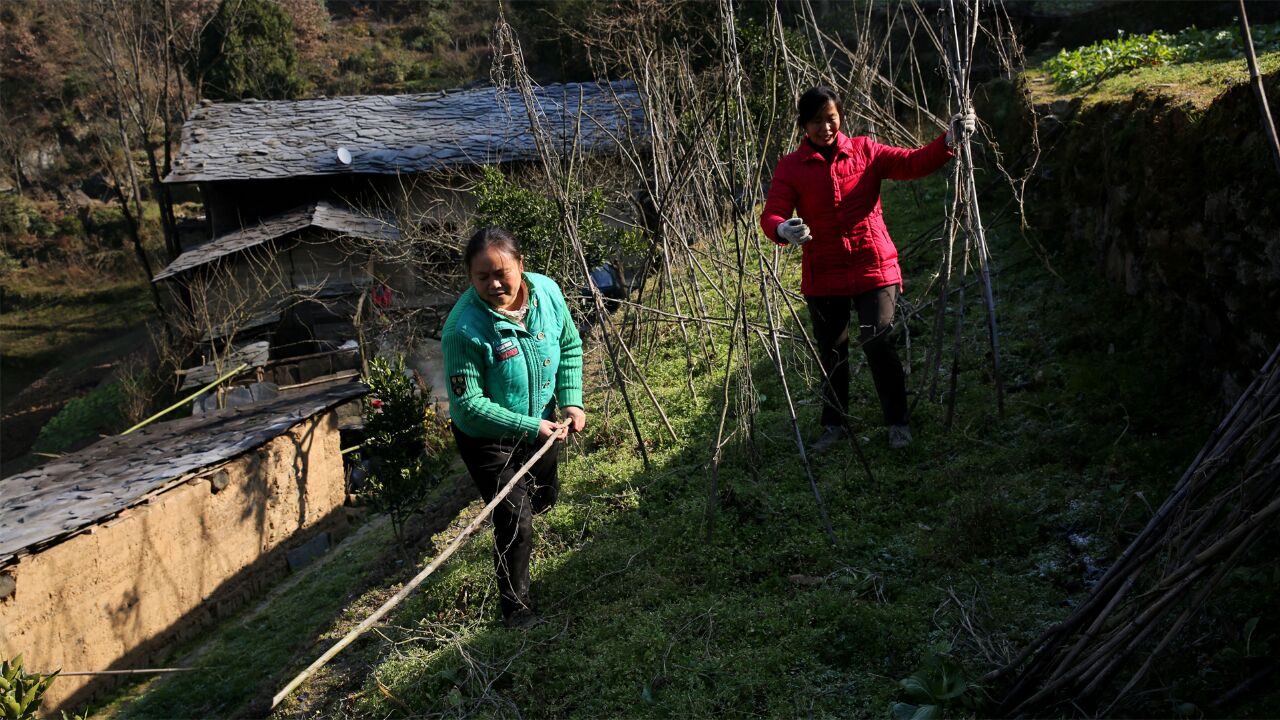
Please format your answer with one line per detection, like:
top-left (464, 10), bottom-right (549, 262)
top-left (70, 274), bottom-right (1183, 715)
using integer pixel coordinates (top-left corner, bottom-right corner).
top-left (0, 411), bottom-right (348, 713)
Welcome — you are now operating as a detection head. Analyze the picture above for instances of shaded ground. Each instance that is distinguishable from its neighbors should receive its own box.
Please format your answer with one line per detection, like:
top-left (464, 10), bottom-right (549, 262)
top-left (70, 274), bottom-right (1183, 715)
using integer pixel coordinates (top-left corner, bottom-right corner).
top-left (94, 470), bottom-right (477, 720)
top-left (0, 280), bottom-right (153, 475)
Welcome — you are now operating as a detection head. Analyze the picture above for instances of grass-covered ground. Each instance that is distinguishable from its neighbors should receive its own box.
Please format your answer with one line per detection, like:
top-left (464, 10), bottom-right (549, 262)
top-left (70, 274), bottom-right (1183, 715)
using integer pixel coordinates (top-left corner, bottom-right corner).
top-left (105, 170), bottom-right (1219, 719)
top-left (95, 483), bottom-right (460, 720)
top-left (1026, 47), bottom-right (1280, 111)
top-left (339, 187), bottom-right (1210, 719)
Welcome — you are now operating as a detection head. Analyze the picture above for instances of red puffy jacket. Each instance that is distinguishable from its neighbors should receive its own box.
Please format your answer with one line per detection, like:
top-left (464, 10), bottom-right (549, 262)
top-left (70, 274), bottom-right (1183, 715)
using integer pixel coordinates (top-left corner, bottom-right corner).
top-left (760, 131), bottom-right (953, 296)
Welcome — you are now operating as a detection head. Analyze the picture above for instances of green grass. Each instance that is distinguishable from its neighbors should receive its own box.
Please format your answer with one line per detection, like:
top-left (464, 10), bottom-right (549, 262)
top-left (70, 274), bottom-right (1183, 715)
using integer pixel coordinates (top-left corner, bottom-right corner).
top-left (1028, 49), bottom-right (1280, 110)
top-left (99, 176), bottom-right (1226, 718)
top-left (288, 176), bottom-right (1214, 718)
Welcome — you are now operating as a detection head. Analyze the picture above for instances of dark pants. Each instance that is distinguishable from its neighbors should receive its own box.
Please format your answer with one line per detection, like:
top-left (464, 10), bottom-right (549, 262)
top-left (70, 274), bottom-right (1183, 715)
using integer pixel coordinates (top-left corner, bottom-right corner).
top-left (806, 284), bottom-right (908, 427)
top-left (452, 425), bottom-right (561, 618)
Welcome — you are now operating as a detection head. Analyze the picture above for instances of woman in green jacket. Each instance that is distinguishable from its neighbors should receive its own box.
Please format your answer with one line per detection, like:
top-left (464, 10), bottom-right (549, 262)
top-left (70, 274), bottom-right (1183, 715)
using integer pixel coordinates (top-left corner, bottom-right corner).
top-left (442, 227), bottom-right (586, 628)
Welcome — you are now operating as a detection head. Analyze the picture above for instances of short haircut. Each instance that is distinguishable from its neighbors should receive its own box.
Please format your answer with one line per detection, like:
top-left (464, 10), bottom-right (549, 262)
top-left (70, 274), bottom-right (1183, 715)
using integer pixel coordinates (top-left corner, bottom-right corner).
top-left (464, 226), bottom-right (522, 268)
top-left (797, 86), bottom-right (843, 128)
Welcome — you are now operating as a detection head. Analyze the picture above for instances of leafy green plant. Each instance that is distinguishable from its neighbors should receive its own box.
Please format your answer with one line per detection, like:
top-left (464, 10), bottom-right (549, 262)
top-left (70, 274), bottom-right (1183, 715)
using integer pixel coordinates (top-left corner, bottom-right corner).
top-left (1042, 22), bottom-right (1280, 90)
top-left (1043, 30), bottom-right (1182, 90)
top-left (891, 652), bottom-right (986, 720)
top-left (0, 655), bottom-right (58, 720)
top-left (33, 382), bottom-right (125, 454)
top-left (1175, 22), bottom-right (1280, 62)
top-left (357, 356), bottom-right (451, 547)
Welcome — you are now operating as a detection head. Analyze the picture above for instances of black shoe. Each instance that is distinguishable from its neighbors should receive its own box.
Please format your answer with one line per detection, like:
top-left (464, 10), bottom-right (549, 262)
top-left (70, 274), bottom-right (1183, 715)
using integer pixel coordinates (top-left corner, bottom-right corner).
top-left (504, 608), bottom-right (544, 630)
top-left (888, 424), bottom-right (913, 449)
top-left (808, 425), bottom-right (847, 454)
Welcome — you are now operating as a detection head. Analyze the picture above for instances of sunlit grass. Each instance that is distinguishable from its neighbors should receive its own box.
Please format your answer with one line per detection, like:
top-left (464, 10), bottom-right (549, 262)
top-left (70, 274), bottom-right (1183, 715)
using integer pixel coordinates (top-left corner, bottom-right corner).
top-left (1027, 50), bottom-right (1280, 111)
top-left (336, 176), bottom-right (1216, 718)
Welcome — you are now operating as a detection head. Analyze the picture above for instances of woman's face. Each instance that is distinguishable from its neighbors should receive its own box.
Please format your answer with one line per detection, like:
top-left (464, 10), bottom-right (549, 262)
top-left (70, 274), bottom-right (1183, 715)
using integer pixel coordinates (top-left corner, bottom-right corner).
top-left (803, 100), bottom-right (841, 147)
top-left (469, 245), bottom-right (524, 310)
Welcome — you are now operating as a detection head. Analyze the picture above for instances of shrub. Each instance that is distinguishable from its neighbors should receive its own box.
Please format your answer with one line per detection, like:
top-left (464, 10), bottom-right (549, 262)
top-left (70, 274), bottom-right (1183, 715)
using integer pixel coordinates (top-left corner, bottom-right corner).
top-left (55, 213), bottom-right (83, 239)
top-left (0, 248), bottom-right (20, 277)
top-left (403, 4), bottom-right (452, 53)
top-left (357, 356), bottom-right (452, 547)
top-left (472, 167), bottom-right (642, 284)
top-left (0, 193), bottom-right (33, 237)
top-left (33, 382), bottom-right (125, 454)
top-left (83, 203), bottom-right (130, 248)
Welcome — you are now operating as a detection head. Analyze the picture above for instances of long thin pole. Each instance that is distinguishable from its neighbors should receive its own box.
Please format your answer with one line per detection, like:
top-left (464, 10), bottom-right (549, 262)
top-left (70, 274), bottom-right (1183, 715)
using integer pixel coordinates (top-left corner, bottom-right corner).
top-left (1238, 0), bottom-right (1280, 176)
top-left (270, 428), bottom-right (566, 709)
top-left (46, 667), bottom-right (197, 677)
top-left (121, 362), bottom-right (249, 434)
top-left (944, 0), bottom-right (1005, 417)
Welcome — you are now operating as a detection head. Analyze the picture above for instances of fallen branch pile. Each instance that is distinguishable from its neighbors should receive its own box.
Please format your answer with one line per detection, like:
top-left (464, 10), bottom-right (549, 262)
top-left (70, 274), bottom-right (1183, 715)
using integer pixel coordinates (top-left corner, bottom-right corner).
top-left (992, 342), bottom-right (1280, 716)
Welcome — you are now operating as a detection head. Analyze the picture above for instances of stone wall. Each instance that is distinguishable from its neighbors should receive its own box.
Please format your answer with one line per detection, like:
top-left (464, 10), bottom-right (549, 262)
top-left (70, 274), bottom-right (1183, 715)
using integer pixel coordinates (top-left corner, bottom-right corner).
top-left (987, 69), bottom-right (1280, 399)
top-left (0, 411), bottom-right (348, 713)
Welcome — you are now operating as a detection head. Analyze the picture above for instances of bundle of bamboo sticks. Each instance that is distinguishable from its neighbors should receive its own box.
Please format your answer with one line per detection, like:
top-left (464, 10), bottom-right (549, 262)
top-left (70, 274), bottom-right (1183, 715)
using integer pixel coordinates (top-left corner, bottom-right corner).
top-left (993, 342), bottom-right (1280, 716)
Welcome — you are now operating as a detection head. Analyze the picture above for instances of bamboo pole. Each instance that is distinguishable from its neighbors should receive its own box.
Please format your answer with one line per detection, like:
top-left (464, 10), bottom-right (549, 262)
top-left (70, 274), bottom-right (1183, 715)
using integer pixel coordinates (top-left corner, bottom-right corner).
top-left (270, 427), bottom-right (567, 709)
top-left (121, 362), bottom-right (250, 435)
top-left (1238, 0), bottom-right (1280, 177)
top-left (944, 0), bottom-right (1005, 417)
top-left (52, 667), bottom-right (197, 677)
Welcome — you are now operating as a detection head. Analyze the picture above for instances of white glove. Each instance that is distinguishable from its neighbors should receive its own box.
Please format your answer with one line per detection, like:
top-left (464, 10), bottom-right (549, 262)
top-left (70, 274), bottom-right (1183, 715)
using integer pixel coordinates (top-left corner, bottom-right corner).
top-left (776, 217), bottom-right (811, 246)
top-left (946, 107), bottom-right (977, 147)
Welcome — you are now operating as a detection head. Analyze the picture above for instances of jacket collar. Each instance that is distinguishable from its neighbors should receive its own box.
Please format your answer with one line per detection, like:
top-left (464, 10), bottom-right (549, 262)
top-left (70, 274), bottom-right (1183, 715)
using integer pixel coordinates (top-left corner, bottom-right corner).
top-left (467, 272), bottom-right (539, 332)
top-left (797, 132), bottom-right (853, 162)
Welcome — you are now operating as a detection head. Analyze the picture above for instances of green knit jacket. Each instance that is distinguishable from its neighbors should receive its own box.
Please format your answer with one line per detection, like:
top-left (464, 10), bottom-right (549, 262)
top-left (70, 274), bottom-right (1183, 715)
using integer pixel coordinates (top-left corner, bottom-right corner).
top-left (442, 272), bottom-right (583, 442)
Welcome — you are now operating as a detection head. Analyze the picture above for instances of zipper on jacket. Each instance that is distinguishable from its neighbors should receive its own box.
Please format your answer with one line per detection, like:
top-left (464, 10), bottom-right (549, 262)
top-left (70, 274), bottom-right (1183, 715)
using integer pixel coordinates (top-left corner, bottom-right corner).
top-left (525, 334), bottom-right (537, 418)
top-left (476, 281), bottom-right (544, 422)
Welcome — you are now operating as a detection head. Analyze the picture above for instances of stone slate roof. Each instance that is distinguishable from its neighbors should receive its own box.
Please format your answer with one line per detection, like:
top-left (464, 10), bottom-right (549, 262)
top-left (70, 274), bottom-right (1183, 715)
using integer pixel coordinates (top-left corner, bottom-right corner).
top-left (165, 80), bottom-right (644, 183)
top-left (178, 341), bottom-right (271, 390)
top-left (153, 201), bottom-right (398, 281)
top-left (0, 381), bottom-right (366, 566)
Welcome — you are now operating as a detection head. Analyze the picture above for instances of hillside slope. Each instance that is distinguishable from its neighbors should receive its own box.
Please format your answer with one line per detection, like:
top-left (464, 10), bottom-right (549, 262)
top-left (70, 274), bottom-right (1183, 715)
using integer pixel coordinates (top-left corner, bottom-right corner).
top-left (111, 170), bottom-right (1225, 718)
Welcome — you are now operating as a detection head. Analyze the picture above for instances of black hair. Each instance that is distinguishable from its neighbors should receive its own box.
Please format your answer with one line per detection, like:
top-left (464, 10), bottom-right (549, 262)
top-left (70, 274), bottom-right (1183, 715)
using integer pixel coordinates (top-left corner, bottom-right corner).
top-left (464, 226), bottom-right (522, 268)
top-left (796, 86), bottom-right (843, 128)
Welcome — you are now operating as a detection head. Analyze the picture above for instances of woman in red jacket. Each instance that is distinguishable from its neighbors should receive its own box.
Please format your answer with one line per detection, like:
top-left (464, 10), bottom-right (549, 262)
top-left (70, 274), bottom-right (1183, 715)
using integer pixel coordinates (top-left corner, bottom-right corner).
top-left (760, 86), bottom-right (973, 451)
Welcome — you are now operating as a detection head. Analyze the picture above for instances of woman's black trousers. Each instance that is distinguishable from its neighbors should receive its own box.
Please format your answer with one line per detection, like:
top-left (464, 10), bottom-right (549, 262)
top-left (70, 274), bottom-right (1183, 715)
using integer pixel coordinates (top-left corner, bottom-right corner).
top-left (805, 284), bottom-right (908, 428)
top-left (451, 425), bottom-right (560, 619)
